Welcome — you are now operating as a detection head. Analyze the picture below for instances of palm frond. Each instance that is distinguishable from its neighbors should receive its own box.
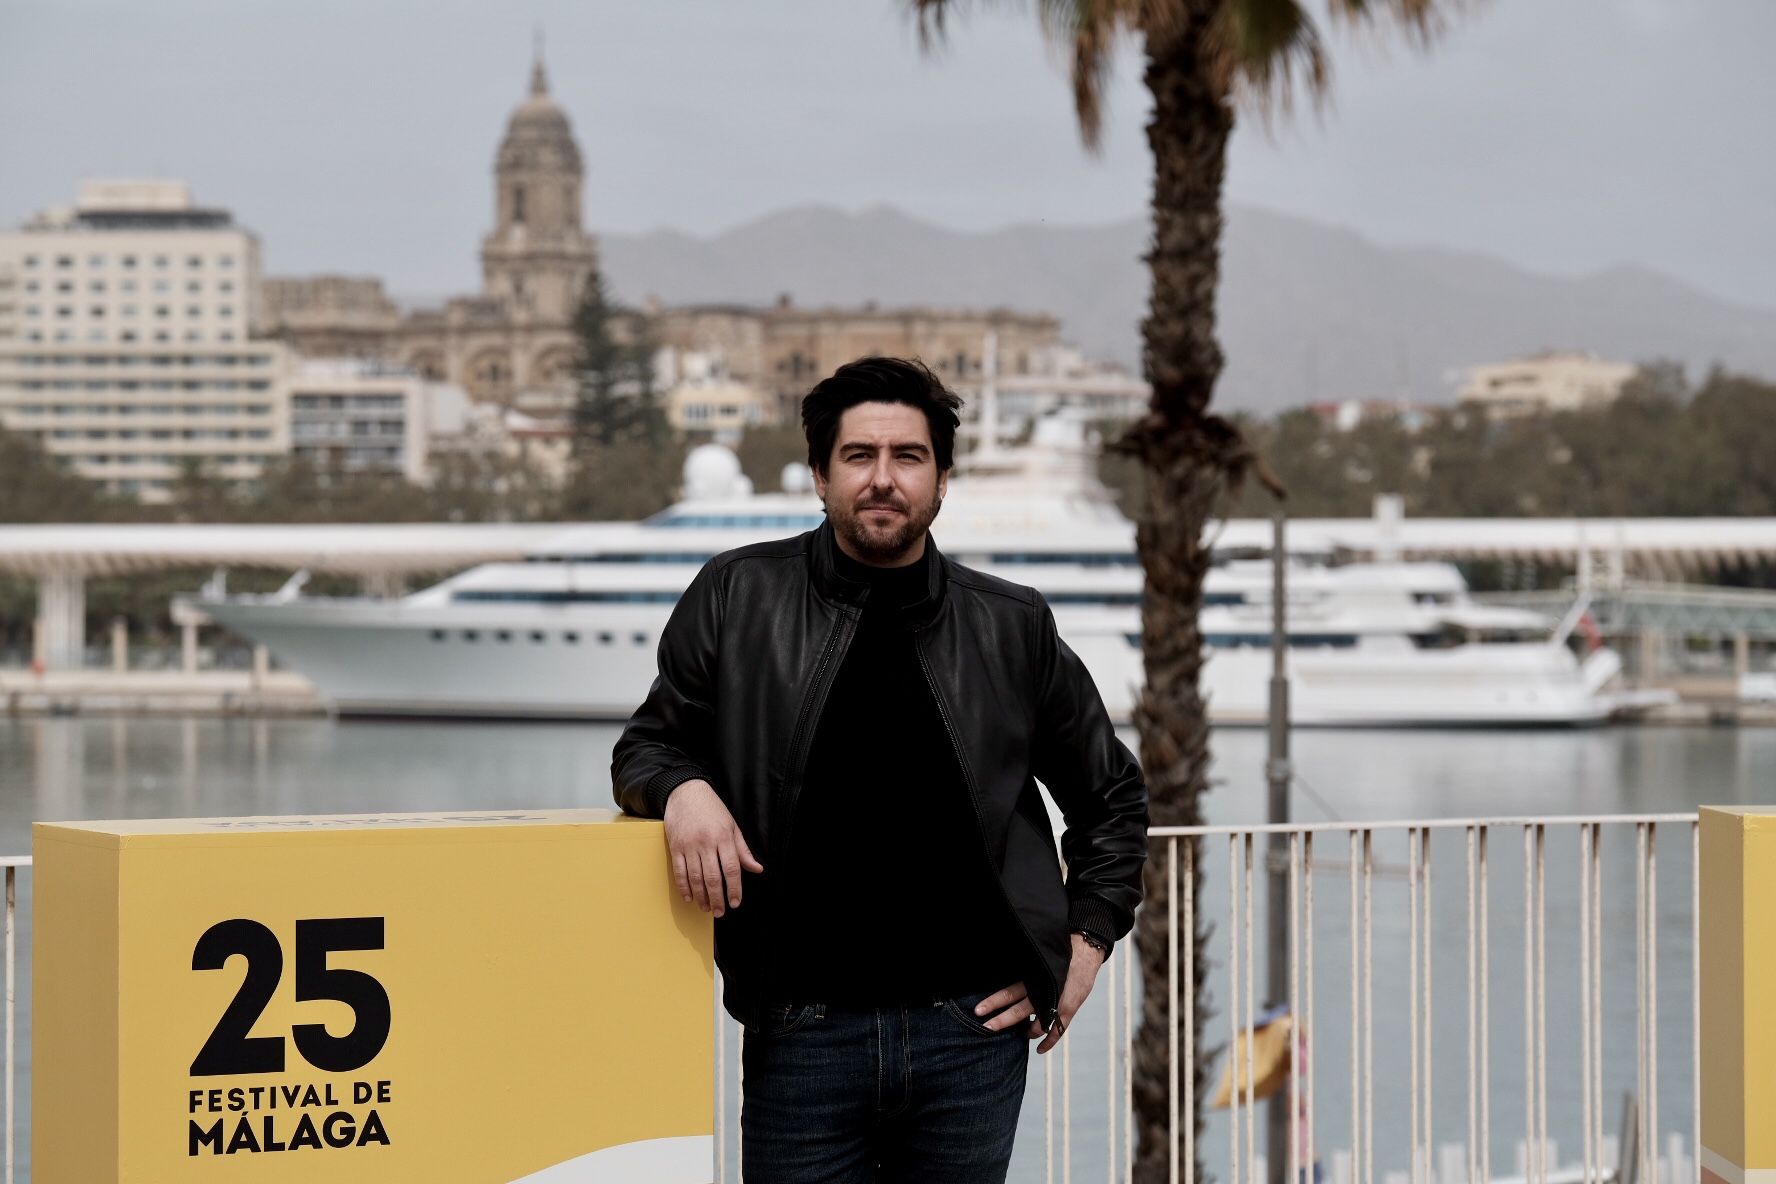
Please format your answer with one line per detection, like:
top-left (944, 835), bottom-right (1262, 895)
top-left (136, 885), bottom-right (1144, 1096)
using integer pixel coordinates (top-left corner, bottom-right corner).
top-left (1209, 0), bottom-right (1330, 117)
top-left (1329, 0), bottom-right (1455, 50)
top-left (908, 0), bottom-right (968, 51)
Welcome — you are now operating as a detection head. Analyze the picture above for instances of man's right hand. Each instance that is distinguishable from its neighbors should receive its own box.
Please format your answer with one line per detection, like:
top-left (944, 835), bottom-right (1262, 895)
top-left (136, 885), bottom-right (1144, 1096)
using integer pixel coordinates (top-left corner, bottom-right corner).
top-left (662, 779), bottom-right (764, 917)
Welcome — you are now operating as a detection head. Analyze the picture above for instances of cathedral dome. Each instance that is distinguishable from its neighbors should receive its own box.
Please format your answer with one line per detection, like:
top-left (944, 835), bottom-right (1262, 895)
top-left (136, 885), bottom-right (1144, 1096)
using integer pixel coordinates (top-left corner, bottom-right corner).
top-left (496, 55), bottom-right (583, 173)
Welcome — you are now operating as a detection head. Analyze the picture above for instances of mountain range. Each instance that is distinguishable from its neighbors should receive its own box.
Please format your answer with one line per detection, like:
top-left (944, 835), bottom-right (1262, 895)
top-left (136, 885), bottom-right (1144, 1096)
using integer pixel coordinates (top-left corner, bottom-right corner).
top-left (599, 203), bottom-right (1776, 414)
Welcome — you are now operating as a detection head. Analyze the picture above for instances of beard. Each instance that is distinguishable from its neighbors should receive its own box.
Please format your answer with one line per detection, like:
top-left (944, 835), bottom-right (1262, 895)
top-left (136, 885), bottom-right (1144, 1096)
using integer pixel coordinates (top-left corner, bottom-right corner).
top-left (828, 487), bottom-right (943, 564)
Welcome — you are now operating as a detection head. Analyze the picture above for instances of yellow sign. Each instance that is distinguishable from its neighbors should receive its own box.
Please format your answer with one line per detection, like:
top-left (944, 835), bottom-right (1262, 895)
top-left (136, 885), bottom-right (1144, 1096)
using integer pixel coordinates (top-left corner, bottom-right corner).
top-left (1699, 806), bottom-right (1776, 1184)
top-left (33, 809), bottom-right (713, 1182)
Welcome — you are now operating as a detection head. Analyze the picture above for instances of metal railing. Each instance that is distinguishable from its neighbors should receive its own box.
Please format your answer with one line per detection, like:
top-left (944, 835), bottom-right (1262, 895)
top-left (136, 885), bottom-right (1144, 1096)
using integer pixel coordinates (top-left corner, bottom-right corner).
top-left (0, 817), bottom-right (1700, 1184)
top-left (713, 814), bottom-right (1701, 1184)
top-left (0, 859), bottom-right (23, 1184)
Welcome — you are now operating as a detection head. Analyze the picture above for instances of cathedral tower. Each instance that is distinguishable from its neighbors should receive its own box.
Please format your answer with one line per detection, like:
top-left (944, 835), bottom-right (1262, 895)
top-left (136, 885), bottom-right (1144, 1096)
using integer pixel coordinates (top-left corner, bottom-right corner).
top-left (480, 50), bottom-right (598, 324)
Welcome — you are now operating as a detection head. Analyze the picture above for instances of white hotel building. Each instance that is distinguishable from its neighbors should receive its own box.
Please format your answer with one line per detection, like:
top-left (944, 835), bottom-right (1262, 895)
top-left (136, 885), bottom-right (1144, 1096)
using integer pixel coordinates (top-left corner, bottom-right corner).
top-left (0, 181), bottom-right (290, 502)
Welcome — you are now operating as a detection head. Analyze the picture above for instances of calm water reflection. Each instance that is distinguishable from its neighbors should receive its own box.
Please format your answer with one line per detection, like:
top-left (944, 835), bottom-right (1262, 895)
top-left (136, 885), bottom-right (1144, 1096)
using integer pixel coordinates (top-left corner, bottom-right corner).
top-left (1, 717), bottom-right (1772, 1181)
top-left (7, 717), bottom-right (1772, 848)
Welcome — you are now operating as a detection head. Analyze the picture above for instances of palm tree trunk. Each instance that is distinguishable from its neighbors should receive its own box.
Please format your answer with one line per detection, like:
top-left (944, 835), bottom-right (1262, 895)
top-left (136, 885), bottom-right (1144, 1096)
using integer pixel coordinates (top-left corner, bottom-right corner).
top-left (1125, 6), bottom-right (1247, 1182)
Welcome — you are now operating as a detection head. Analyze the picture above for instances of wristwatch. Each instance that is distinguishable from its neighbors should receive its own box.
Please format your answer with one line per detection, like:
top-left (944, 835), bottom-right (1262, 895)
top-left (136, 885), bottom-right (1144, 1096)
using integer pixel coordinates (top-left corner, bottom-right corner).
top-left (1072, 929), bottom-right (1112, 958)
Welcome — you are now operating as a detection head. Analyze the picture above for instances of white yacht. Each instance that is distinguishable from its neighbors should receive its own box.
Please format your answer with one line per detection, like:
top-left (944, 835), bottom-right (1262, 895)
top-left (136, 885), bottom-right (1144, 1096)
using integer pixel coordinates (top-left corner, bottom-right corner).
top-left (198, 416), bottom-right (1638, 728)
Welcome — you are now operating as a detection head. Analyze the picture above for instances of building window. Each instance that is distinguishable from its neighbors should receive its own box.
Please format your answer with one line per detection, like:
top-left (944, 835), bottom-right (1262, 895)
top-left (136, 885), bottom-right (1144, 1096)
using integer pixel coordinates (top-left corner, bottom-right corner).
top-left (513, 185), bottom-right (526, 224)
top-left (89, 280), bottom-right (105, 293)
top-left (219, 256), bottom-right (235, 268)
top-left (187, 255), bottom-right (202, 268)
top-left (121, 255), bottom-right (136, 269)
top-left (153, 256), bottom-right (168, 269)
top-left (55, 256), bottom-right (73, 268)
top-left (186, 280), bottom-right (201, 294)
top-left (23, 256), bottom-right (38, 268)
top-left (88, 254), bottom-right (105, 268)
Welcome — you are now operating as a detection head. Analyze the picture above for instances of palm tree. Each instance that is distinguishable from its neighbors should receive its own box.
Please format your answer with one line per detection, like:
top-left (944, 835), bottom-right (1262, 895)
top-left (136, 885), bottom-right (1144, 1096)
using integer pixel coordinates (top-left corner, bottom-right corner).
top-left (909, 2), bottom-right (1457, 1179)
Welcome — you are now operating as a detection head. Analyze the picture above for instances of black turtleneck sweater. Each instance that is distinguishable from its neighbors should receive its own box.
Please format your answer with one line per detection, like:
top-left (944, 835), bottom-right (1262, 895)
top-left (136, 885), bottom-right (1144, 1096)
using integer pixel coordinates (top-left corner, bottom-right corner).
top-left (766, 543), bottom-right (1026, 1005)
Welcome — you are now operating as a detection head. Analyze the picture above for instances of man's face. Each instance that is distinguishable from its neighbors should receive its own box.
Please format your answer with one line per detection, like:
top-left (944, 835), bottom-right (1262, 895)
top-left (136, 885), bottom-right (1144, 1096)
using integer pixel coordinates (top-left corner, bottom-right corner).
top-left (813, 401), bottom-right (948, 566)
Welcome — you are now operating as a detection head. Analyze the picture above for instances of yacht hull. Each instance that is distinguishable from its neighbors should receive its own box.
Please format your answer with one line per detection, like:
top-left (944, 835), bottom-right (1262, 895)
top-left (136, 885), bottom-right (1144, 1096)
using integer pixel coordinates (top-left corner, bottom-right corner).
top-left (201, 600), bottom-right (1626, 728)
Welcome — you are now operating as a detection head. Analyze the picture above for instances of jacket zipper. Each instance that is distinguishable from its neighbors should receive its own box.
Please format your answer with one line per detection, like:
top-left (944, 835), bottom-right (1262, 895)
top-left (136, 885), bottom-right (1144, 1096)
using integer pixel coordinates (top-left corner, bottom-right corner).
top-left (914, 632), bottom-right (1062, 1029)
top-left (771, 605), bottom-right (859, 865)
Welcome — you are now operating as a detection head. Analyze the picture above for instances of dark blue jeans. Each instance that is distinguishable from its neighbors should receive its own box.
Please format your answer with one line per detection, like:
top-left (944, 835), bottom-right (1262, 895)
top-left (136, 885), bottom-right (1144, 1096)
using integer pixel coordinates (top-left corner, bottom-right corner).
top-left (740, 989), bottom-right (1031, 1183)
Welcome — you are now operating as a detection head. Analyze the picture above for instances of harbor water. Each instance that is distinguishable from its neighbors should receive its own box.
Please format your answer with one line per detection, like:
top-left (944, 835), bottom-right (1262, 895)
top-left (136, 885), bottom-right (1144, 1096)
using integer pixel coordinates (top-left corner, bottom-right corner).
top-left (2, 716), bottom-right (1770, 1181)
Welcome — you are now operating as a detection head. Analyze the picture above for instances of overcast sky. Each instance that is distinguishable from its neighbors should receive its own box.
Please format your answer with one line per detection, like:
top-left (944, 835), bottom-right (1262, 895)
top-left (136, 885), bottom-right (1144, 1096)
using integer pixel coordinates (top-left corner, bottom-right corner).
top-left (3, 0), bottom-right (1771, 310)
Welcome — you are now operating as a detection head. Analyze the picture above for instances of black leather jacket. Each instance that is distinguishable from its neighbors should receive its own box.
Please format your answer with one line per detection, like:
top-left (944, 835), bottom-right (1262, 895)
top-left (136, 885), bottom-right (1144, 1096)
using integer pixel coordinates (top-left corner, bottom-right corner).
top-left (611, 520), bottom-right (1148, 1028)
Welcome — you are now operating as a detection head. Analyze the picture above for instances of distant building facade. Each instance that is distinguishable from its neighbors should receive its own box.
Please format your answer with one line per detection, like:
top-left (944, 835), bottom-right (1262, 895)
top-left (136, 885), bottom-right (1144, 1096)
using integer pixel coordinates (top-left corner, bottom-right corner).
top-left (652, 299), bottom-right (1062, 422)
top-left (288, 358), bottom-right (469, 483)
top-left (1458, 352), bottom-right (1639, 420)
top-left (0, 180), bottom-right (290, 502)
top-left (261, 55), bottom-right (1066, 419)
top-left (263, 54), bottom-right (596, 405)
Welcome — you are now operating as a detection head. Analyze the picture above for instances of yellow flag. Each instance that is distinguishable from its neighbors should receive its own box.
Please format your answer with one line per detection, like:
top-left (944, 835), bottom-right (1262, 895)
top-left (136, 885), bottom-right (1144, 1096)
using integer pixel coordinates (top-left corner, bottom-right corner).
top-left (1211, 1013), bottom-right (1293, 1108)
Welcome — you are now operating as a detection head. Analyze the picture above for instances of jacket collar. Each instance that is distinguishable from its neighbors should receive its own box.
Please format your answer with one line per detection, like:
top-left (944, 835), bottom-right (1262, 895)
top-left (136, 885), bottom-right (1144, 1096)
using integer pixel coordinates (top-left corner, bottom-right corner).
top-left (807, 517), bottom-right (947, 627)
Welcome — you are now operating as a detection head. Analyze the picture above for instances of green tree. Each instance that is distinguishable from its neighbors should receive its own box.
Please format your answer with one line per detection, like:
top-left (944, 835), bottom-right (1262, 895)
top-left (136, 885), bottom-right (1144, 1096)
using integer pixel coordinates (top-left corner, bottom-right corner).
top-left (0, 426), bottom-right (123, 523)
top-left (909, 3), bottom-right (1463, 1177)
top-left (735, 422), bottom-right (811, 493)
top-left (166, 457), bottom-right (239, 523)
top-left (425, 451), bottom-right (562, 523)
top-left (568, 268), bottom-right (667, 452)
top-left (560, 437), bottom-right (687, 521)
top-left (563, 267), bottom-right (680, 519)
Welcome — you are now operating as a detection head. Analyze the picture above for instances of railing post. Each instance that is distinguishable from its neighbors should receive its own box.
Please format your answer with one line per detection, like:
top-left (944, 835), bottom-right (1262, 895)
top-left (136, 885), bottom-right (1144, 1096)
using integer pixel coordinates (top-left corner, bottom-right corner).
top-left (1699, 807), bottom-right (1776, 1184)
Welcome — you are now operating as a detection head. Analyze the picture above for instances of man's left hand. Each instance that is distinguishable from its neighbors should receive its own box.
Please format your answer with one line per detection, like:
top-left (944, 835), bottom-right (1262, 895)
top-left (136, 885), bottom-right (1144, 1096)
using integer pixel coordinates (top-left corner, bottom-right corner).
top-left (1036, 932), bottom-right (1108, 1054)
top-left (973, 935), bottom-right (1108, 1052)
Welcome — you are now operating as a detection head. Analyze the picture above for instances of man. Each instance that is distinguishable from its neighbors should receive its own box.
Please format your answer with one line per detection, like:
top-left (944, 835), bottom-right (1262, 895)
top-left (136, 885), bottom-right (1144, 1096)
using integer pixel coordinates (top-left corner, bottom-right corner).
top-left (612, 356), bottom-right (1147, 1183)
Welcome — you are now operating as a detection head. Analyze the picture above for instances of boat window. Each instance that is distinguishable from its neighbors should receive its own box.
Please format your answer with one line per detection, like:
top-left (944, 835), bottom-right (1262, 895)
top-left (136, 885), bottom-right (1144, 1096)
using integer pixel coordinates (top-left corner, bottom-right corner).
top-left (526, 553), bottom-right (713, 564)
top-left (563, 632), bottom-right (580, 644)
top-left (1412, 591), bottom-right (1456, 606)
top-left (528, 631), bottom-right (545, 643)
top-left (632, 632), bottom-right (648, 646)
top-left (428, 629), bottom-right (446, 642)
top-left (1203, 633), bottom-right (1360, 649)
top-left (495, 630), bottom-right (513, 643)
top-left (461, 630), bottom-right (479, 642)
top-left (598, 632), bottom-right (614, 645)
top-left (989, 552), bottom-right (1138, 567)
top-left (1203, 592), bottom-right (1245, 606)
top-left (452, 591), bottom-right (682, 605)
top-left (646, 513), bottom-right (824, 529)
top-left (1045, 593), bottom-right (1142, 606)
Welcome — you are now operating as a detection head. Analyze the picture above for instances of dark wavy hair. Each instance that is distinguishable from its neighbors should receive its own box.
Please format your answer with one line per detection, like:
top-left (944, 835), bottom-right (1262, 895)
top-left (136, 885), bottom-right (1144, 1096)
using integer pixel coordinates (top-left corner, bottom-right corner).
top-left (800, 356), bottom-right (965, 476)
